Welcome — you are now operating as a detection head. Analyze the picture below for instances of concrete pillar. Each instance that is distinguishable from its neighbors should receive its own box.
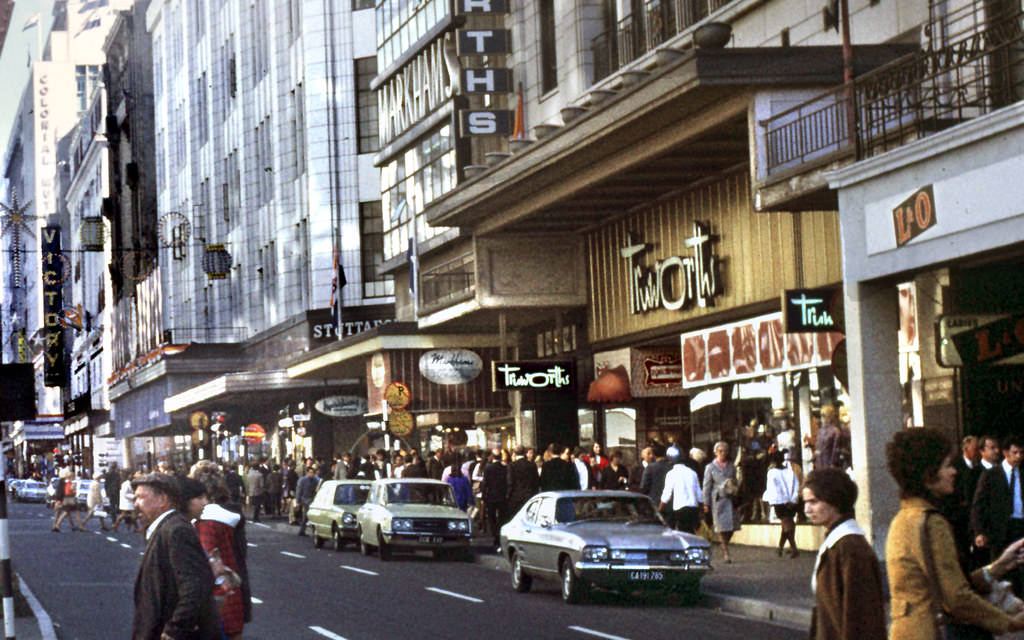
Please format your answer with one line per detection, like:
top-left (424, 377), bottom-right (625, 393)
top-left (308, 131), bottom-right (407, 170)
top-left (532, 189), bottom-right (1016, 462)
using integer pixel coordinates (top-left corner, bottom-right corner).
top-left (844, 278), bottom-right (903, 554)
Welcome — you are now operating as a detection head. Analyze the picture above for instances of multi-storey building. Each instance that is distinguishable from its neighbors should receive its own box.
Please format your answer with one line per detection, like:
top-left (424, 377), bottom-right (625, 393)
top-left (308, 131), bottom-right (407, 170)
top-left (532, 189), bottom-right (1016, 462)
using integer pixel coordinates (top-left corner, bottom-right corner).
top-left (292, 0), bottom-right (1012, 552)
top-left (124, 0), bottom-right (393, 467)
top-left (1, 0), bottom-right (133, 475)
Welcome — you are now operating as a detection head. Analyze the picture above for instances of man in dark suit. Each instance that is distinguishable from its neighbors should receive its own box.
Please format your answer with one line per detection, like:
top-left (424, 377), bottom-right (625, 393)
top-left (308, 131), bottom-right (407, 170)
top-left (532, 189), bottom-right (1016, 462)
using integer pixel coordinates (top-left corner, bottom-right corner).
top-left (941, 436), bottom-right (980, 568)
top-left (481, 453), bottom-right (510, 547)
top-left (507, 446), bottom-right (540, 517)
top-left (131, 473), bottom-right (217, 640)
top-left (971, 435), bottom-right (1024, 594)
top-left (640, 442), bottom-right (671, 503)
top-left (540, 443), bottom-right (580, 492)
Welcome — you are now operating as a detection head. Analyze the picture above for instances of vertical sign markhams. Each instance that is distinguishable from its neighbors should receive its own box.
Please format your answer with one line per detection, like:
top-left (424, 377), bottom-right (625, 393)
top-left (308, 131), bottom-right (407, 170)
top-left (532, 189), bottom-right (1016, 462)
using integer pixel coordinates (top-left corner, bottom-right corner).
top-left (41, 226), bottom-right (66, 386)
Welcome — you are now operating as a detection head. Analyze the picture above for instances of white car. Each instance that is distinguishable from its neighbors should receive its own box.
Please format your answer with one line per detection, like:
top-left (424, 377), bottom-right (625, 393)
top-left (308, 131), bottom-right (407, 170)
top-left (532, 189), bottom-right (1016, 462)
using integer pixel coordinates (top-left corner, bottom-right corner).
top-left (14, 480), bottom-right (48, 503)
top-left (355, 479), bottom-right (472, 561)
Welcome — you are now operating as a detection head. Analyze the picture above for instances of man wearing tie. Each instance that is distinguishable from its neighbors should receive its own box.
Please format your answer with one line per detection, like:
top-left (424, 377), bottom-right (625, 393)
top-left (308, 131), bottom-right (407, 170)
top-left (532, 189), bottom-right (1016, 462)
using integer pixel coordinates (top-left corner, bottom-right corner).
top-left (971, 435), bottom-right (1024, 595)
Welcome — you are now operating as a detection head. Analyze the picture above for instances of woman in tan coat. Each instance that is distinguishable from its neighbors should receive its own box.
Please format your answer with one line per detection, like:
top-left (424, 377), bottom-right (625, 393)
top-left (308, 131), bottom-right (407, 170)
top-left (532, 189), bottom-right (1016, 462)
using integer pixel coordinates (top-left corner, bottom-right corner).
top-left (886, 428), bottom-right (1024, 639)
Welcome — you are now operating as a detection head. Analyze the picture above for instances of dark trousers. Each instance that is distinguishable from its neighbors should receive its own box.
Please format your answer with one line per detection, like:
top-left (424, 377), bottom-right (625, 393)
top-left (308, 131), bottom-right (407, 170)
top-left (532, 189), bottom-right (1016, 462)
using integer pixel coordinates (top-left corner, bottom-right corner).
top-left (998, 518), bottom-right (1024, 596)
top-left (672, 507), bottom-right (701, 534)
top-left (485, 500), bottom-right (508, 545)
top-left (251, 494), bottom-right (265, 522)
top-left (267, 492), bottom-right (281, 517)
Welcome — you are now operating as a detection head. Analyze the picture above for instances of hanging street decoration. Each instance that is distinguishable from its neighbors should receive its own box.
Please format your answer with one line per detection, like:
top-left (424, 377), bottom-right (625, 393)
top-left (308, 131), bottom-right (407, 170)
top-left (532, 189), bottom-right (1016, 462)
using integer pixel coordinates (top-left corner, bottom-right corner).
top-left (159, 211), bottom-right (191, 261)
top-left (202, 244), bottom-right (232, 279)
top-left (78, 216), bottom-right (105, 251)
top-left (120, 250), bottom-right (156, 282)
top-left (0, 189), bottom-right (40, 287)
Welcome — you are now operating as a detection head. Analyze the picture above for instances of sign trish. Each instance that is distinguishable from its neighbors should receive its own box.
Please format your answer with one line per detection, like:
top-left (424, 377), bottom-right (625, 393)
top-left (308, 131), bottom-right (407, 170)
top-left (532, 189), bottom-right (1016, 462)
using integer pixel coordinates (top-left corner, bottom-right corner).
top-left (492, 361), bottom-right (573, 392)
top-left (783, 287), bottom-right (843, 333)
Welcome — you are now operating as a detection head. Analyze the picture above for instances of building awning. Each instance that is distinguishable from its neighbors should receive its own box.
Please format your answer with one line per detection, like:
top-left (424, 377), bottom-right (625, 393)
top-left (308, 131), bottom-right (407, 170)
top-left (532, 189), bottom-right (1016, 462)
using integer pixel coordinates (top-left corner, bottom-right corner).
top-left (287, 321), bottom-right (507, 380)
top-left (164, 370), bottom-right (359, 414)
top-left (11, 420), bottom-right (65, 446)
top-left (424, 45), bottom-right (915, 236)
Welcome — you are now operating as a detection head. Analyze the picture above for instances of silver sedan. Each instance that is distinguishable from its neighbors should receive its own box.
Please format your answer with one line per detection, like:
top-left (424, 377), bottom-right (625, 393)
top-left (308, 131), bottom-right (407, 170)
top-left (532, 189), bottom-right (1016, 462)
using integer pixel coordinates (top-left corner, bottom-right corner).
top-left (499, 491), bottom-right (712, 604)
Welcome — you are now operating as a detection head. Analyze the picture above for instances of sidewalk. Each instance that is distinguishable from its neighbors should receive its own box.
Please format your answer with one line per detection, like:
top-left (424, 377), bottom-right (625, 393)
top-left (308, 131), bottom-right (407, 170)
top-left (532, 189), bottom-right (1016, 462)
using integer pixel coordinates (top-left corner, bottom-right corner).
top-left (268, 517), bottom-right (814, 629)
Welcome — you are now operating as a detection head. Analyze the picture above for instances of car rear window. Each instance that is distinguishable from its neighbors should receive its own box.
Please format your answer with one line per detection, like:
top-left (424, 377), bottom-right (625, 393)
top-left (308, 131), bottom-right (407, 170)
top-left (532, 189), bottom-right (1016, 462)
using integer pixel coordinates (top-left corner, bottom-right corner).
top-left (334, 484), bottom-right (370, 505)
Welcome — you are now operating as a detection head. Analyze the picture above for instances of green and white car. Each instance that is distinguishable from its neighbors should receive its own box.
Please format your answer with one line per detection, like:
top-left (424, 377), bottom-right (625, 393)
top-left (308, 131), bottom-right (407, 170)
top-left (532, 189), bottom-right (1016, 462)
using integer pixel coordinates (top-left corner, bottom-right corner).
top-left (356, 478), bottom-right (472, 561)
top-left (307, 479), bottom-right (372, 551)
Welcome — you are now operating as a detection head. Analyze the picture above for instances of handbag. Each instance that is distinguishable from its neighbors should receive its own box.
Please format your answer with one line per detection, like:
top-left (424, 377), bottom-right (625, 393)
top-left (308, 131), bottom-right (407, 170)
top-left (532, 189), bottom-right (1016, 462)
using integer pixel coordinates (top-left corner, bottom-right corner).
top-left (920, 512), bottom-right (993, 640)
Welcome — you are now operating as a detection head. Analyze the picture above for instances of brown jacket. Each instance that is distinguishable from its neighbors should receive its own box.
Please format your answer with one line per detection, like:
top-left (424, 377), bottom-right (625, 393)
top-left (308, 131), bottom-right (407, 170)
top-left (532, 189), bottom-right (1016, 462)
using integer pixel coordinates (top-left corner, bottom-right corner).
top-left (886, 497), bottom-right (1011, 639)
top-left (810, 526), bottom-right (887, 640)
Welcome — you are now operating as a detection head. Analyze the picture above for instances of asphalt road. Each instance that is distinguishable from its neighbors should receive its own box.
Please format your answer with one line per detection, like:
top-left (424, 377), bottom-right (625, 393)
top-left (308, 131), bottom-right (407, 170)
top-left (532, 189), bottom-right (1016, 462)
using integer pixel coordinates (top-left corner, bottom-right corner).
top-left (8, 501), bottom-right (804, 639)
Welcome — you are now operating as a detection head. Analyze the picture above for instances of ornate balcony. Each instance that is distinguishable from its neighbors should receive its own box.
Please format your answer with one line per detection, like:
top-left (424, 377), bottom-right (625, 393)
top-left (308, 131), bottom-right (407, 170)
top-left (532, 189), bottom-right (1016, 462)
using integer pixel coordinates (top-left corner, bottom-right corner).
top-left (760, 0), bottom-right (1024, 182)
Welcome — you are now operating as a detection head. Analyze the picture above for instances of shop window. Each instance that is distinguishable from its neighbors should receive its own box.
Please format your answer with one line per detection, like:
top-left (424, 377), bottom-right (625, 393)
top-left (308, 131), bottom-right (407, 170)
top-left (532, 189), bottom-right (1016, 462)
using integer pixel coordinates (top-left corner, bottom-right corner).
top-left (536, 325), bottom-right (576, 357)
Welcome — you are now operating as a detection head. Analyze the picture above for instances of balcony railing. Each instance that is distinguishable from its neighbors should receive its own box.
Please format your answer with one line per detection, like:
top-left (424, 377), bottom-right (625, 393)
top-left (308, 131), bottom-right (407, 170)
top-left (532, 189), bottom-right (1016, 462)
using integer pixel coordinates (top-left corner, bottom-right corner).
top-left (419, 252), bottom-right (475, 313)
top-left (762, 0), bottom-right (1024, 176)
top-left (592, 0), bottom-right (731, 81)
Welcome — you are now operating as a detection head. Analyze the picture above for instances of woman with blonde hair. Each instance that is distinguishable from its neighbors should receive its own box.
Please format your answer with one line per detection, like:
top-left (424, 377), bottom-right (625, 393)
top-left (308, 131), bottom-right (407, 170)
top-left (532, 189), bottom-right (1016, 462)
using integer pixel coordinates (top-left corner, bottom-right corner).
top-left (189, 461), bottom-right (251, 639)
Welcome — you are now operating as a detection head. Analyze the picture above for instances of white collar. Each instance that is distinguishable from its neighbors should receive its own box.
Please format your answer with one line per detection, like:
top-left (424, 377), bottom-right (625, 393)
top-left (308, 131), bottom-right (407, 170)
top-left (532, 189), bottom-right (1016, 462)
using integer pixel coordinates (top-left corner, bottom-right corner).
top-left (200, 503), bottom-right (241, 527)
top-left (982, 459), bottom-right (995, 469)
top-left (145, 509), bottom-right (176, 541)
top-left (811, 518), bottom-right (865, 594)
top-left (1002, 459), bottom-right (1017, 477)
top-left (963, 456), bottom-right (974, 469)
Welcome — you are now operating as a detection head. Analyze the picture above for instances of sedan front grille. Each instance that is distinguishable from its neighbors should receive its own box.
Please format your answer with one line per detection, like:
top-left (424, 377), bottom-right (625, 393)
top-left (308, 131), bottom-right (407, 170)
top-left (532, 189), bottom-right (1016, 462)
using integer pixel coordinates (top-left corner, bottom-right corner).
top-left (409, 519), bottom-right (447, 533)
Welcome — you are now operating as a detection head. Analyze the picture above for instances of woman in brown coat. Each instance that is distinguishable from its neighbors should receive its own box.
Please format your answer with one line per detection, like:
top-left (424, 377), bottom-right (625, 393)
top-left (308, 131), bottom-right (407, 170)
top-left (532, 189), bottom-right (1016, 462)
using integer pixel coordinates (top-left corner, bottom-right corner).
top-left (886, 428), bottom-right (1024, 640)
top-left (803, 467), bottom-right (886, 640)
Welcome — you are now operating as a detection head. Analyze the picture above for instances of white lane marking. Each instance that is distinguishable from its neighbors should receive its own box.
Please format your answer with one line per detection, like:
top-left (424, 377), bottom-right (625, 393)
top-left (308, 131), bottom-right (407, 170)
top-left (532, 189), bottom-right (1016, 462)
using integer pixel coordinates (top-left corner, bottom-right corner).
top-left (280, 551), bottom-right (306, 559)
top-left (15, 574), bottom-right (57, 640)
top-left (568, 626), bottom-right (631, 640)
top-left (120, 543), bottom-right (132, 548)
top-left (247, 543), bottom-right (257, 547)
top-left (309, 626), bottom-right (348, 640)
top-left (339, 565), bottom-right (378, 576)
top-left (424, 587), bottom-right (483, 603)
top-left (106, 536), bottom-right (118, 542)
top-left (93, 531), bottom-right (101, 535)
top-left (251, 597), bottom-right (263, 604)
top-left (251, 522), bottom-right (270, 528)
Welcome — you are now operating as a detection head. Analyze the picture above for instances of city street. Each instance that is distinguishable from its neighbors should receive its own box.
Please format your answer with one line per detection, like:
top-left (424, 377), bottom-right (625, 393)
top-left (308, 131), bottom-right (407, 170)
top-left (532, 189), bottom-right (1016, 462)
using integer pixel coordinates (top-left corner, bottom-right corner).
top-left (8, 501), bottom-right (804, 640)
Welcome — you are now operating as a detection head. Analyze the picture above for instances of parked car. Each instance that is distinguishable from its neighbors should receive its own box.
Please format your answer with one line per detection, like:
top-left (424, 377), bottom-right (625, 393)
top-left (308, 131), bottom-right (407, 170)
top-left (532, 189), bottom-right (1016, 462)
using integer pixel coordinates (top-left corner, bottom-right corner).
top-left (74, 479), bottom-right (110, 511)
top-left (7, 479), bottom-right (24, 499)
top-left (14, 480), bottom-right (48, 503)
top-left (499, 490), bottom-right (712, 604)
top-left (356, 478), bottom-right (472, 561)
top-left (307, 479), bottom-right (372, 550)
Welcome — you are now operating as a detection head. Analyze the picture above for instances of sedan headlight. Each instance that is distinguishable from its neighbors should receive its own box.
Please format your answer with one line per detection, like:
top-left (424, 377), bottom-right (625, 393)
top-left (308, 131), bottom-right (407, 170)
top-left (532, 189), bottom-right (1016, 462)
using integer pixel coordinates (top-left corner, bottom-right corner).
top-left (392, 518), bottom-right (413, 531)
top-left (342, 513), bottom-right (356, 525)
top-left (447, 519), bottom-right (470, 531)
top-left (581, 546), bottom-right (609, 562)
top-left (686, 547), bottom-right (711, 563)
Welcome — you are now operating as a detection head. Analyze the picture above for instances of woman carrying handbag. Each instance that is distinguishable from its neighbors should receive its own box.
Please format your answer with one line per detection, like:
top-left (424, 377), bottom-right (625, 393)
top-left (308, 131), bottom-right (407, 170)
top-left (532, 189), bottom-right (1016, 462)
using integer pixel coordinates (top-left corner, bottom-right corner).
top-left (886, 428), bottom-right (1024, 639)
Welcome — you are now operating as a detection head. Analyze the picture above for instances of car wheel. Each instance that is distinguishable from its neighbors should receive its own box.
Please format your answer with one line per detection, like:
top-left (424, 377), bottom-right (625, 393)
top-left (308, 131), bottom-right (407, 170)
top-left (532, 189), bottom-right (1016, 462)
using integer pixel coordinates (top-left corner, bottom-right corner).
top-left (332, 526), bottom-right (345, 552)
top-left (560, 557), bottom-right (587, 604)
top-left (358, 526), bottom-right (372, 556)
top-left (511, 551), bottom-right (532, 593)
top-left (376, 527), bottom-right (391, 561)
top-left (312, 525), bottom-right (325, 549)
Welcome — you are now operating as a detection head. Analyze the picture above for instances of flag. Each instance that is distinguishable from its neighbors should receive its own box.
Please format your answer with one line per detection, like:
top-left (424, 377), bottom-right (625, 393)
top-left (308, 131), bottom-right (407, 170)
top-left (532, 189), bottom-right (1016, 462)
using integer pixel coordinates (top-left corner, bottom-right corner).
top-left (59, 305), bottom-right (84, 330)
top-left (330, 249), bottom-right (346, 335)
top-left (22, 13), bottom-right (40, 31)
top-left (78, 11), bottom-right (101, 34)
top-left (511, 82), bottom-right (525, 140)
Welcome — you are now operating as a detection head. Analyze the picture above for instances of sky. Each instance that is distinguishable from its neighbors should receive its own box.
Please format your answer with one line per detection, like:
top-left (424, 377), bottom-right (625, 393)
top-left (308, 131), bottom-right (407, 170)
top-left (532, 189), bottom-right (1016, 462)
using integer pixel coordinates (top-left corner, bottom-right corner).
top-left (0, 0), bottom-right (56, 176)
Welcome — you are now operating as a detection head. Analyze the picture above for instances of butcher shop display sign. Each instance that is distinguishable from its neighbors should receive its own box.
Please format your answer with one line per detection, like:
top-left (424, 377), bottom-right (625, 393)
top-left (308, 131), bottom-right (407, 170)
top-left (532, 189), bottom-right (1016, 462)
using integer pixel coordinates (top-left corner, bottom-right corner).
top-left (680, 312), bottom-right (843, 389)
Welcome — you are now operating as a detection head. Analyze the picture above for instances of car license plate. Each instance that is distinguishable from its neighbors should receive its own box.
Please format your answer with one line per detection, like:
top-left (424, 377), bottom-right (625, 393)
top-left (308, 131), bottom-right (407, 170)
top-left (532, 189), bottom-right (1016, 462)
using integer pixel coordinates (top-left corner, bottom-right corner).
top-left (419, 536), bottom-right (443, 544)
top-left (629, 570), bottom-right (664, 581)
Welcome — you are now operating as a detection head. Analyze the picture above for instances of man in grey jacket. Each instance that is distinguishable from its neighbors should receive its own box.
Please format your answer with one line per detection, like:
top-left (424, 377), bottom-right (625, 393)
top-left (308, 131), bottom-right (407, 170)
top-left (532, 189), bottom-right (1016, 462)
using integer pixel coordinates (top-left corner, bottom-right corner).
top-left (294, 467), bottom-right (320, 536)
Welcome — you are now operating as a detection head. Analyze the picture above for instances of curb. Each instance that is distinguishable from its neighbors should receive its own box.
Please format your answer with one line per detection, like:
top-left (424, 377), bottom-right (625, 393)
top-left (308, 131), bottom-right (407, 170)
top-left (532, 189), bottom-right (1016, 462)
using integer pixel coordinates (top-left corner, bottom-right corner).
top-left (16, 573), bottom-right (56, 640)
